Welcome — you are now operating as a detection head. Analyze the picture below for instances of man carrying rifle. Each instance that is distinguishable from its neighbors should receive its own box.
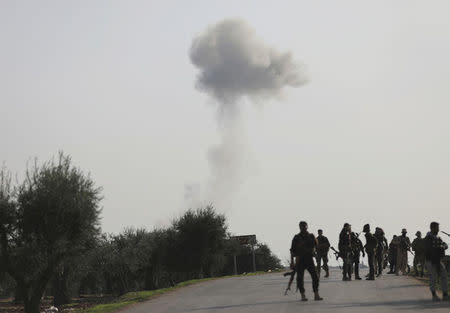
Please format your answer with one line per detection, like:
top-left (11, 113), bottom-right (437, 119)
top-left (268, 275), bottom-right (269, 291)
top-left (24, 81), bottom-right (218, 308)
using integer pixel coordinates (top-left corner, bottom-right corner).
top-left (351, 231), bottom-right (364, 280)
top-left (363, 224), bottom-right (377, 280)
top-left (316, 229), bottom-right (330, 278)
top-left (396, 228), bottom-right (411, 276)
top-left (290, 221), bottom-right (323, 301)
top-left (374, 227), bottom-right (388, 277)
top-left (339, 223), bottom-right (353, 281)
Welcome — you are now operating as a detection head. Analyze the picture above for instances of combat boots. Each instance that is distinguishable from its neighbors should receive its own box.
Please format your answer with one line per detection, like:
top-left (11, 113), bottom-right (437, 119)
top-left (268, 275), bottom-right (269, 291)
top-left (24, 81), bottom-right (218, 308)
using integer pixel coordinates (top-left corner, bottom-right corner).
top-left (432, 292), bottom-right (440, 301)
top-left (354, 268), bottom-right (361, 280)
top-left (314, 291), bottom-right (323, 301)
top-left (300, 293), bottom-right (308, 301)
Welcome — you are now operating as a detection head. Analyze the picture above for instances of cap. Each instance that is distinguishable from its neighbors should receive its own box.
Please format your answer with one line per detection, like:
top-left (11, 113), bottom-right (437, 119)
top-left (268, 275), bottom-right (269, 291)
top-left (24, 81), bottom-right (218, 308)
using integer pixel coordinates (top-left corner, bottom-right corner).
top-left (401, 228), bottom-right (407, 233)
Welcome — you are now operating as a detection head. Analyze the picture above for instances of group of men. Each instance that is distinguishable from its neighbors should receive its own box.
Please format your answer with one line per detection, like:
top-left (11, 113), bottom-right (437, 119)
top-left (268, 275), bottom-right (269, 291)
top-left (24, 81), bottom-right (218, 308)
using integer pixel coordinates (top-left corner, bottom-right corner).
top-left (289, 221), bottom-right (449, 302)
top-left (386, 229), bottom-right (424, 276)
top-left (336, 223), bottom-right (370, 280)
top-left (338, 223), bottom-right (412, 280)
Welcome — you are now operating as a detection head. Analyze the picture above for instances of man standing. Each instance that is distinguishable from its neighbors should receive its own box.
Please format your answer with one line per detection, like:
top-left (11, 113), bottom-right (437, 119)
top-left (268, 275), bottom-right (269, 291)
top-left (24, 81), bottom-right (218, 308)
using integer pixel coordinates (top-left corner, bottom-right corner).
top-left (374, 227), bottom-right (388, 277)
top-left (363, 224), bottom-right (378, 280)
top-left (387, 235), bottom-right (399, 274)
top-left (339, 223), bottom-right (353, 281)
top-left (396, 228), bottom-right (411, 275)
top-left (351, 231), bottom-right (364, 280)
top-left (290, 221), bottom-right (323, 301)
top-left (424, 222), bottom-right (448, 301)
top-left (412, 231), bottom-right (426, 277)
top-left (316, 229), bottom-right (330, 278)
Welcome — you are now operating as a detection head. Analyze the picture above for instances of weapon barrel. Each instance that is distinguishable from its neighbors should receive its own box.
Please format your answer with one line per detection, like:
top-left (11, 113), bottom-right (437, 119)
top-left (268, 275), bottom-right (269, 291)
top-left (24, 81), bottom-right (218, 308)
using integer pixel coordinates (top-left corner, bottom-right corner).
top-left (442, 231), bottom-right (450, 237)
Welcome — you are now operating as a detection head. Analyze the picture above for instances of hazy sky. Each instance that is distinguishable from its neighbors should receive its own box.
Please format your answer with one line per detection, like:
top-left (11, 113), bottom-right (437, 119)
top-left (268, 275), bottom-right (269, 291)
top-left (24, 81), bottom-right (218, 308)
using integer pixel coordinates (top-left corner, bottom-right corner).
top-left (2, 1), bottom-right (450, 264)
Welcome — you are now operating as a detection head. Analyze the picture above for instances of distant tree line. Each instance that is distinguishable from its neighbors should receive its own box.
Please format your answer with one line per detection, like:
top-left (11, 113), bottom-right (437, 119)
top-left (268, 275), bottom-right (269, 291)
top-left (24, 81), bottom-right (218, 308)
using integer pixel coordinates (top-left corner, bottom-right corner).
top-left (0, 153), bottom-right (281, 313)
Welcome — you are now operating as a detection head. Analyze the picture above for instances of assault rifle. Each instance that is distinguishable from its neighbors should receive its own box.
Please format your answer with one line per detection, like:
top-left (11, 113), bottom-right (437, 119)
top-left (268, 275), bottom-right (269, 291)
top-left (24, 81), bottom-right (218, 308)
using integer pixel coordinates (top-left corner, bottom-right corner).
top-left (283, 269), bottom-right (296, 295)
top-left (330, 247), bottom-right (340, 260)
top-left (330, 247), bottom-right (342, 270)
top-left (330, 247), bottom-right (342, 261)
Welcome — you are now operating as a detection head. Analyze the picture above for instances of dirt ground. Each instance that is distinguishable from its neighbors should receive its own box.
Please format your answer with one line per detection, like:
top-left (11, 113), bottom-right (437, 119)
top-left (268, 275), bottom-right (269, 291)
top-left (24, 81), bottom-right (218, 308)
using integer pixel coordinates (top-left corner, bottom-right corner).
top-left (0, 295), bottom-right (116, 313)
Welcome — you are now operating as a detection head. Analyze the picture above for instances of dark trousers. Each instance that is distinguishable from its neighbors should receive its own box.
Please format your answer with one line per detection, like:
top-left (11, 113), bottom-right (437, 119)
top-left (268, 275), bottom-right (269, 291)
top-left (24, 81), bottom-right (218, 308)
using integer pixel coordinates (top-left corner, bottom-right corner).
top-left (315, 254), bottom-right (329, 276)
top-left (343, 260), bottom-right (352, 278)
top-left (389, 252), bottom-right (397, 272)
top-left (376, 250), bottom-right (383, 274)
top-left (353, 253), bottom-right (361, 278)
top-left (354, 260), bottom-right (360, 278)
top-left (342, 250), bottom-right (352, 279)
top-left (367, 251), bottom-right (375, 278)
top-left (413, 254), bottom-right (425, 276)
top-left (296, 257), bottom-right (319, 293)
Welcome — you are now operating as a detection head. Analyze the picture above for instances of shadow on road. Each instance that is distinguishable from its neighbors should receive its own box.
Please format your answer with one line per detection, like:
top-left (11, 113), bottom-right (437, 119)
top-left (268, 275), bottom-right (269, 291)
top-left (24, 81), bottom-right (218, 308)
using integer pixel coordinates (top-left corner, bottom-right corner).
top-left (333, 299), bottom-right (450, 310)
top-left (188, 299), bottom-right (299, 311)
top-left (383, 283), bottom-right (425, 289)
top-left (190, 298), bottom-right (449, 312)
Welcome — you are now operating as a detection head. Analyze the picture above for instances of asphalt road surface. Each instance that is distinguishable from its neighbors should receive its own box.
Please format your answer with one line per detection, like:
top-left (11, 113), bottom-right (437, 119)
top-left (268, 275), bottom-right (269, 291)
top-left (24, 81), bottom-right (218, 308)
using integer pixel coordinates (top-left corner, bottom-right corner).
top-left (123, 269), bottom-right (449, 313)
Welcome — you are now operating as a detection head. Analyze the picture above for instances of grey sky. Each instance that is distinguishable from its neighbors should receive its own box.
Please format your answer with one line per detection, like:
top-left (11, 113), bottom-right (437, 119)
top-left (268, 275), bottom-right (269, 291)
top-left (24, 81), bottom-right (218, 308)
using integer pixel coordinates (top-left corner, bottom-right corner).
top-left (189, 18), bottom-right (308, 211)
top-left (2, 1), bottom-right (450, 264)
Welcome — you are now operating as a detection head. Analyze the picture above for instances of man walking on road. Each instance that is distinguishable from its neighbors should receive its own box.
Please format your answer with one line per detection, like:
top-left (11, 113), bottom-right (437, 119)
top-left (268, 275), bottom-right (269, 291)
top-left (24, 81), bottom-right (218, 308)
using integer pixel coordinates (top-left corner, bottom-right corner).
top-left (424, 222), bottom-right (448, 301)
top-left (290, 221), bottom-right (323, 301)
top-left (396, 228), bottom-right (411, 275)
top-left (363, 224), bottom-right (377, 280)
top-left (316, 229), bottom-right (330, 278)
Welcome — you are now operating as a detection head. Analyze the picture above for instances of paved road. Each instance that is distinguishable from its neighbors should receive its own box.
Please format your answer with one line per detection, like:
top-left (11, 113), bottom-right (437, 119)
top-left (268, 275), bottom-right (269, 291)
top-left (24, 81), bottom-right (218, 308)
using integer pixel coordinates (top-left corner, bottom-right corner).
top-left (123, 269), bottom-right (449, 313)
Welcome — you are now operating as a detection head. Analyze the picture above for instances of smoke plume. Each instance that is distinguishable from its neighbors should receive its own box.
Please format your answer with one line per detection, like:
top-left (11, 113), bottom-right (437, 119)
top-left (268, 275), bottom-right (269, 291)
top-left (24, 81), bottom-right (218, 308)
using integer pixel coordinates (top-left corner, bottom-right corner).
top-left (189, 18), bottom-right (308, 207)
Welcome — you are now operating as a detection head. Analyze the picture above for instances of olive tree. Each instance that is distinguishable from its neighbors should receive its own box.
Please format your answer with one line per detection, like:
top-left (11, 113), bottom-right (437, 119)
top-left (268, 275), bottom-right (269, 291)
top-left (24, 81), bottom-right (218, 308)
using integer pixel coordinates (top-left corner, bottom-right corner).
top-left (0, 153), bottom-right (102, 313)
top-left (171, 206), bottom-right (228, 278)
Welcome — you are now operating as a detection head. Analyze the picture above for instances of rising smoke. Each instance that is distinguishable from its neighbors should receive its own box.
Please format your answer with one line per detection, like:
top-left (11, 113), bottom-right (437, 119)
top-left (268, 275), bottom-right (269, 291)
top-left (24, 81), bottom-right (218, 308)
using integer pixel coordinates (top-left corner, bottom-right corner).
top-left (189, 18), bottom-right (308, 208)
